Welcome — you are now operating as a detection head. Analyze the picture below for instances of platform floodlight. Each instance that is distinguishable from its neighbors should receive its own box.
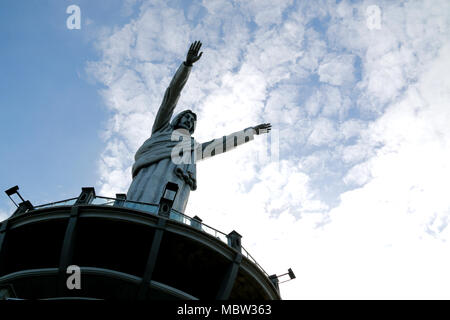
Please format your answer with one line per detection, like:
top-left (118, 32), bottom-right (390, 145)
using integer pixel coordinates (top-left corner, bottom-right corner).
top-left (278, 268), bottom-right (296, 284)
top-left (4, 185), bottom-right (25, 208)
top-left (158, 182), bottom-right (179, 217)
top-left (269, 268), bottom-right (296, 288)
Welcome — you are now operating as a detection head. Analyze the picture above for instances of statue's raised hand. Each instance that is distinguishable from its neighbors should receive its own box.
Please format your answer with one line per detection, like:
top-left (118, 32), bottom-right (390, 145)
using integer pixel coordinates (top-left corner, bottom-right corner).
top-left (185, 41), bottom-right (203, 66)
top-left (253, 123), bottom-right (272, 135)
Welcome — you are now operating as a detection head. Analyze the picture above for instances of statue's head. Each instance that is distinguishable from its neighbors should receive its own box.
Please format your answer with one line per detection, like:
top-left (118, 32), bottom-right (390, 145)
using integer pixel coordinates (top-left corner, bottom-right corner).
top-left (171, 110), bottom-right (197, 134)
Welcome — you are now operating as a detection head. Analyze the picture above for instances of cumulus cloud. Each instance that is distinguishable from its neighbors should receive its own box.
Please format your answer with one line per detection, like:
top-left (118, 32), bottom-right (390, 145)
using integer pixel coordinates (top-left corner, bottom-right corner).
top-left (87, 0), bottom-right (450, 299)
top-left (307, 117), bottom-right (338, 146)
top-left (0, 209), bottom-right (9, 223)
top-left (318, 54), bottom-right (356, 86)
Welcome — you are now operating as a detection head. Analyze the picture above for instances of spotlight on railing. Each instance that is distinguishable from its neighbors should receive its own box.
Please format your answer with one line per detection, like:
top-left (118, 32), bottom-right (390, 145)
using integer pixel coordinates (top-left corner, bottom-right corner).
top-left (4, 185), bottom-right (34, 215)
top-left (5, 185), bottom-right (24, 208)
top-left (269, 268), bottom-right (296, 290)
top-left (278, 268), bottom-right (296, 284)
top-left (158, 182), bottom-right (179, 217)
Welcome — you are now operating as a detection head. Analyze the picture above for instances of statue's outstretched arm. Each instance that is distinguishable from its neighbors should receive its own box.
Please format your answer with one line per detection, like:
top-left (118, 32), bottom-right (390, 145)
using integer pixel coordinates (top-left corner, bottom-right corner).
top-left (151, 41), bottom-right (203, 134)
top-left (197, 123), bottom-right (271, 161)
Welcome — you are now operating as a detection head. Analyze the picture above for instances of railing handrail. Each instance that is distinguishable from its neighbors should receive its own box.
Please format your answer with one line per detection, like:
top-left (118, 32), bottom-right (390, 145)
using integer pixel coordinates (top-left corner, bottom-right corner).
top-left (94, 195), bottom-right (159, 206)
top-left (33, 197), bottom-right (79, 209)
top-left (94, 195), bottom-right (229, 239)
top-left (242, 246), bottom-right (269, 277)
top-left (30, 195), bottom-right (268, 278)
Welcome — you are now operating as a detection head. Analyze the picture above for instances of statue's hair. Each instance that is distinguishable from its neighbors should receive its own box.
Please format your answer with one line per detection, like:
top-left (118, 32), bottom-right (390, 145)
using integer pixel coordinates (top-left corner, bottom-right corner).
top-left (171, 110), bottom-right (197, 134)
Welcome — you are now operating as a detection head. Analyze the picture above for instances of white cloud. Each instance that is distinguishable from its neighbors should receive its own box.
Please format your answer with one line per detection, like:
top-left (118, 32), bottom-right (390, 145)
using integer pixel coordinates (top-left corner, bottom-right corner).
top-left (97, 138), bottom-right (133, 196)
top-left (339, 119), bottom-right (366, 140)
top-left (122, 0), bottom-right (141, 17)
top-left (318, 54), bottom-right (356, 86)
top-left (239, 0), bottom-right (294, 27)
top-left (0, 209), bottom-right (10, 222)
top-left (343, 161), bottom-right (372, 186)
top-left (87, 0), bottom-right (450, 299)
top-left (314, 42), bottom-right (450, 298)
top-left (307, 117), bottom-right (337, 146)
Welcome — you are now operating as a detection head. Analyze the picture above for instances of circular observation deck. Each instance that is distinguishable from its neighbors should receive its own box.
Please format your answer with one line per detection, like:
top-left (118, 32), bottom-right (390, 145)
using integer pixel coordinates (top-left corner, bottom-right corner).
top-left (0, 192), bottom-right (280, 300)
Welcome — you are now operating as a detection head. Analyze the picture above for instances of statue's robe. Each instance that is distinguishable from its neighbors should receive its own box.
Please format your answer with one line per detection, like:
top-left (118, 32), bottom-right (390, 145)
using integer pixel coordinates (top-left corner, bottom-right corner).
top-left (126, 62), bottom-right (255, 213)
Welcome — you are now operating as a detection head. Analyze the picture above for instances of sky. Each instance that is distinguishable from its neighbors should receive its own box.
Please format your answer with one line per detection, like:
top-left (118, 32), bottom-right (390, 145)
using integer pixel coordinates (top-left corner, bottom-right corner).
top-left (1, 0), bottom-right (450, 299)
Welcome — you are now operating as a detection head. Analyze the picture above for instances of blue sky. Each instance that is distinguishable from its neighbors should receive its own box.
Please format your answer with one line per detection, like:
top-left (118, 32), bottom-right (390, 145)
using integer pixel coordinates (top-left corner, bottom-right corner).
top-left (1, 1), bottom-right (103, 206)
top-left (1, 0), bottom-right (450, 299)
top-left (0, 1), bottom-right (143, 206)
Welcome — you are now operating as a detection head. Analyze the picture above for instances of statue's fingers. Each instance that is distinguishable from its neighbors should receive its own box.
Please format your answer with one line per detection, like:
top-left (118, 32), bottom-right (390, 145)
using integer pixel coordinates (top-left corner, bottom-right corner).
top-left (195, 41), bottom-right (202, 54)
top-left (189, 42), bottom-right (194, 51)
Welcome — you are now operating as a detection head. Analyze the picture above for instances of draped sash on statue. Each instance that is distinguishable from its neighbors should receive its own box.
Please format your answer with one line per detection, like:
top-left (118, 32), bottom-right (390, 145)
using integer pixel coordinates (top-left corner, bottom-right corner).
top-left (132, 117), bottom-right (198, 191)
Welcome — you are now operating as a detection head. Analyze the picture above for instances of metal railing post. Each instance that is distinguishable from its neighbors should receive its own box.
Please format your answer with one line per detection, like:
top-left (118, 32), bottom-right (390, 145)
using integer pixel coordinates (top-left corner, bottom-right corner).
top-left (74, 187), bottom-right (96, 205)
top-left (114, 193), bottom-right (127, 207)
top-left (191, 215), bottom-right (203, 230)
top-left (227, 230), bottom-right (242, 253)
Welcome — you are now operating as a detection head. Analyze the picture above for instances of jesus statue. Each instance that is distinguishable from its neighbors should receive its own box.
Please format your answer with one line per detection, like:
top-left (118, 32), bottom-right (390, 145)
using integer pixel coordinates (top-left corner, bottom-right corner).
top-left (126, 41), bottom-right (271, 213)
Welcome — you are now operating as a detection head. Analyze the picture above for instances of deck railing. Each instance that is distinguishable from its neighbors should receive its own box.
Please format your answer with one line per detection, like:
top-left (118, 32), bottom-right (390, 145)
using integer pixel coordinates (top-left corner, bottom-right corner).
top-left (26, 194), bottom-right (270, 278)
